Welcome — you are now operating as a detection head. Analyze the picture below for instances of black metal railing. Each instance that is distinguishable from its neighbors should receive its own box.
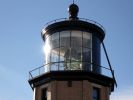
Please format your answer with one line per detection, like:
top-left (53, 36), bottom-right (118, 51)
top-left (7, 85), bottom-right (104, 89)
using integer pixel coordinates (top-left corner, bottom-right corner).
top-left (29, 61), bottom-right (113, 80)
top-left (41, 18), bottom-right (106, 34)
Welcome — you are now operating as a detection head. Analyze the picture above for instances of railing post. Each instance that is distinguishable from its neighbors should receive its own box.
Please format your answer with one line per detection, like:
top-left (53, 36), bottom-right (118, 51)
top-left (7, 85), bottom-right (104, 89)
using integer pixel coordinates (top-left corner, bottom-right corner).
top-left (39, 68), bottom-right (40, 75)
top-left (102, 42), bottom-right (117, 87)
top-left (29, 72), bottom-right (33, 79)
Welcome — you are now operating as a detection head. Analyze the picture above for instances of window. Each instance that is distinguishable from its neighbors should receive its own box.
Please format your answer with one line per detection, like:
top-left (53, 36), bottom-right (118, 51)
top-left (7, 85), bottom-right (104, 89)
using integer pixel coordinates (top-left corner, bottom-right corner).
top-left (42, 88), bottom-right (47, 100)
top-left (93, 87), bottom-right (100, 100)
top-left (67, 81), bottom-right (72, 87)
top-left (60, 31), bottom-right (70, 47)
top-left (51, 32), bottom-right (59, 49)
top-left (44, 30), bottom-right (92, 72)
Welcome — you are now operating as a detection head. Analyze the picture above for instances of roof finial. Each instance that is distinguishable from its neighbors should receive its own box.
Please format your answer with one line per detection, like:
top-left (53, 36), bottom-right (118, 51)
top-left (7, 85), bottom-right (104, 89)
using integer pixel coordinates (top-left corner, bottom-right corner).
top-left (73, 0), bottom-right (75, 4)
top-left (68, 3), bottom-right (79, 20)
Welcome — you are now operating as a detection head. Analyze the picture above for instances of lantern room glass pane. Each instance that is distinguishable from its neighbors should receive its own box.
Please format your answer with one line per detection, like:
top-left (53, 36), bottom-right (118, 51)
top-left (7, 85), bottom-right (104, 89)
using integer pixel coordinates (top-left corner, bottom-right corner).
top-left (51, 32), bottom-right (59, 49)
top-left (51, 49), bottom-right (59, 62)
top-left (51, 63), bottom-right (58, 71)
top-left (51, 49), bottom-right (59, 70)
top-left (71, 47), bottom-right (81, 61)
top-left (44, 36), bottom-right (51, 72)
top-left (59, 47), bottom-right (70, 61)
top-left (59, 62), bottom-right (65, 70)
top-left (59, 47), bottom-right (71, 70)
top-left (83, 32), bottom-right (91, 48)
top-left (64, 62), bottom-right (71, 70)
top-left (71, 30), bottom-right (82, 47)
top-left (44, 30), bottom-right (92, 72)
top-left (71, 31), bottom-right (82, 69)
top-left (60, 31), bottom-right (70, 47)
top-left (82, 48), bottom-right (92, 70)
top-left (82, 48), bottom-right (91, 62)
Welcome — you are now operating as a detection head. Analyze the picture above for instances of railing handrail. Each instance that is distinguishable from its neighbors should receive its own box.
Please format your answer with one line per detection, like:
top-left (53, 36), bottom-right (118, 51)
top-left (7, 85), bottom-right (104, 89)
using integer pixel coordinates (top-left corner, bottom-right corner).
top-left (42, 18), bottom-right (106, 33)
top-left (29, 61), bottom-right (112, 80)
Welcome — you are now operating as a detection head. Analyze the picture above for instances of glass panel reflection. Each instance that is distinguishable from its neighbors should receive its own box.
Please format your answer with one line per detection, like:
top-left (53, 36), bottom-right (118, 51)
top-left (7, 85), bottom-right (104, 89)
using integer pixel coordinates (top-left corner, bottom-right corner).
top-left (44, 36), bottom-right (51, 72)
top-left (59, 62), bottom-right (64, 70)
top-left (82, 48), bottom-right (92, 70)
top-left (59, 47), bottom-right (70, 61)
top-left (51, 49), bottom-right (59, 62)
top-left (71, 47), bottom-right (81, 61)
top-left (44, 30), bottom-right (92, 72)
top-left (82, 48), bottom-right (91, 62)
top-left (71, 30), bottom-right (82, 47)
top-left (51, 48), bottom-right (59, 70)
top-left (83, 32), bottom-right (91, 48)
top-left (60, 31), bottom-right (70, 47)
top-left (51, 63), bottom-right (58, 71)
top-left (51, 32), bottom-right (59, 49)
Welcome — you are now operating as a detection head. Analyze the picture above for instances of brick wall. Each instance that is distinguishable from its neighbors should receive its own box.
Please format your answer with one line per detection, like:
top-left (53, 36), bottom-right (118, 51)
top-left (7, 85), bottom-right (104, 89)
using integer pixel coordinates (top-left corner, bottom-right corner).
top-left (34, 80), bottom-right (110, 100)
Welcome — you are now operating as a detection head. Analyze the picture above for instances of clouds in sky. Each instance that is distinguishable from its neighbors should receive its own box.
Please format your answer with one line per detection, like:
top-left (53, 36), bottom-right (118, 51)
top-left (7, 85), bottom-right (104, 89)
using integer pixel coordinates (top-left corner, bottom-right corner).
top-left (111, 86), bottom-right (133, 100)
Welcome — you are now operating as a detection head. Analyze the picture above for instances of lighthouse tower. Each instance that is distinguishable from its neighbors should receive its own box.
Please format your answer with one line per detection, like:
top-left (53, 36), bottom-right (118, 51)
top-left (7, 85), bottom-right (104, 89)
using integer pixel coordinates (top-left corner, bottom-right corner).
top-left (29, 3), bottom-right (116, 100)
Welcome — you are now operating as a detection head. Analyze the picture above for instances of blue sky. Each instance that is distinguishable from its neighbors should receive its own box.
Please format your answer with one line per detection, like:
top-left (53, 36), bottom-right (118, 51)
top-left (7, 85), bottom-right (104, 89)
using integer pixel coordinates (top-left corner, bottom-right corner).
top-left (0, 0), bottom-right (133, 100)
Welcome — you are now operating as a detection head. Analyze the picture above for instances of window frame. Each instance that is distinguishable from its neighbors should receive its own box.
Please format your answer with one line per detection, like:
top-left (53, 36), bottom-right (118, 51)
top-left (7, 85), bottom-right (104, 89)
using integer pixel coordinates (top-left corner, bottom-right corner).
top-left (41, 88), bottom-right (47, 100)
top-left (92, 87), bottom-right (100, 100)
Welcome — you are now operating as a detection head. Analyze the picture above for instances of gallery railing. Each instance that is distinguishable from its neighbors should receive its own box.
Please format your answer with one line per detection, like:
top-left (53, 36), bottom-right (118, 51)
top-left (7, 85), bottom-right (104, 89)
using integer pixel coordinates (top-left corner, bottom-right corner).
top-left (29, 61), bottom-right (113, 80)
top-left (42, 18), bottom-right (105, 34)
